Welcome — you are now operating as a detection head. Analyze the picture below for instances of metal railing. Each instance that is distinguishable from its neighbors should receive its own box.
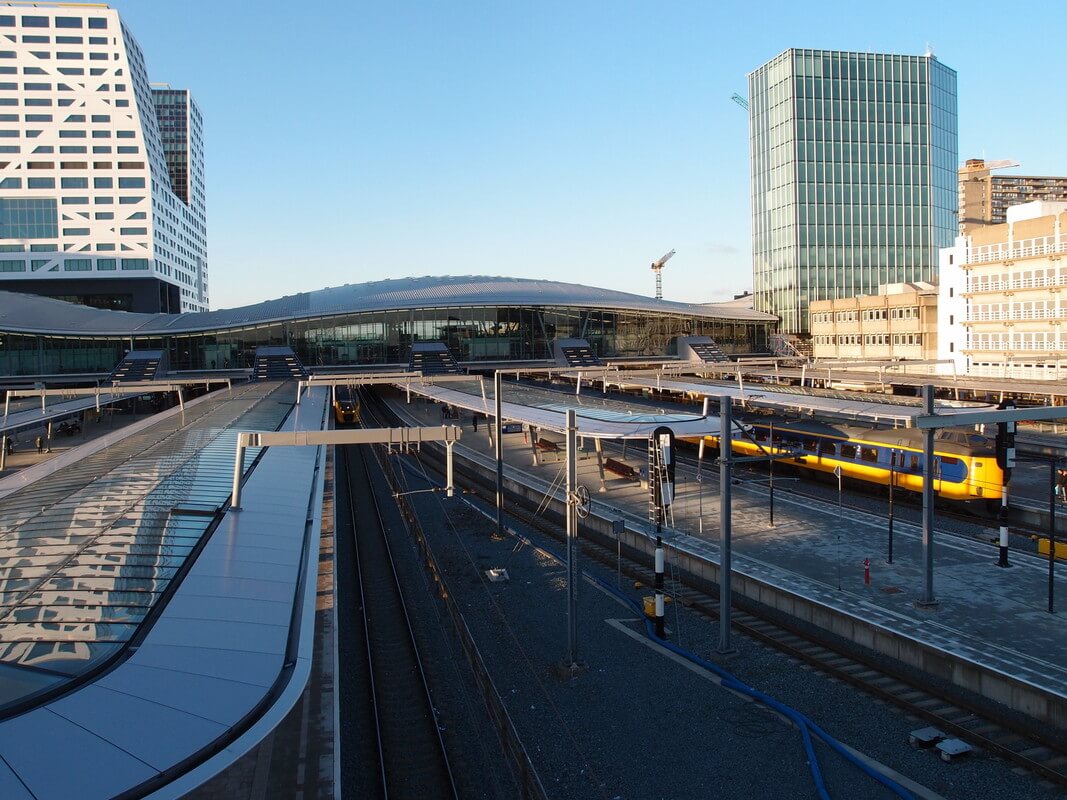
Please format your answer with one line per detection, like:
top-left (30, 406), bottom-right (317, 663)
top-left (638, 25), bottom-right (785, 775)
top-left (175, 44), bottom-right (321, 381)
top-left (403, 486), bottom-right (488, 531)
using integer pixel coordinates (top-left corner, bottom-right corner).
top-left (967, 276), bottom-right (1067, 293)
top-left (969, 309), bottom-right (1065, 321)
top-left (965, 237), bottom-right (1067, 265)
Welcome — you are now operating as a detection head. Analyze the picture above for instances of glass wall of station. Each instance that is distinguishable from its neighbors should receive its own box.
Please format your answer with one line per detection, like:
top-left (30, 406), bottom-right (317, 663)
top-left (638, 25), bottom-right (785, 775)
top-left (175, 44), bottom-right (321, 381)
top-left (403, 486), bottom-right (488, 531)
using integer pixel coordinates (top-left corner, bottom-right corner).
top-left (0, 305), bottom-right (772, 375)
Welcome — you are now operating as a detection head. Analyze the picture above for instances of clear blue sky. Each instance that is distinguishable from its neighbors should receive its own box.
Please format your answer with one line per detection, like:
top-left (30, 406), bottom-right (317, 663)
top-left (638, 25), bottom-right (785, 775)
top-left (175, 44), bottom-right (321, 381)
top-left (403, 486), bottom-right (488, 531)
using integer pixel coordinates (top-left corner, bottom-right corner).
top-left (110, 0), bottom-right (1067, 310)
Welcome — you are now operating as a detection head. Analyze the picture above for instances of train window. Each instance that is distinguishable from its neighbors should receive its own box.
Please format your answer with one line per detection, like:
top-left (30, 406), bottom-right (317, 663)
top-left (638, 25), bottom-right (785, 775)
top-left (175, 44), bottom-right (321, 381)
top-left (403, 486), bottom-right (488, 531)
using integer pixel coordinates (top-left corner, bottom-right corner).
top-left (860, 447), bottom-right (879, 463)
top-left (818, 440), bottom-right (836, 456)
top-left (802, 438), bottom-right (818, 452)
top-left (909, 455), bottom-right (919, 471)
top-left (754, 429), bottom-right (769, 442)
top-left (840, 444), bottom-right (857, 459)
top-left (940, 456), bottom-right (960, 466)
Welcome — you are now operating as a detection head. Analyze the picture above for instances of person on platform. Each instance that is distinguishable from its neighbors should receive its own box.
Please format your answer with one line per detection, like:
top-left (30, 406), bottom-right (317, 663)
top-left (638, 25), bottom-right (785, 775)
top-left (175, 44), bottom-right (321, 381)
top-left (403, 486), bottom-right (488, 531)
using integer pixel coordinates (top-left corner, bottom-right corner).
top-left (34, 435), bottom-right (43, 454)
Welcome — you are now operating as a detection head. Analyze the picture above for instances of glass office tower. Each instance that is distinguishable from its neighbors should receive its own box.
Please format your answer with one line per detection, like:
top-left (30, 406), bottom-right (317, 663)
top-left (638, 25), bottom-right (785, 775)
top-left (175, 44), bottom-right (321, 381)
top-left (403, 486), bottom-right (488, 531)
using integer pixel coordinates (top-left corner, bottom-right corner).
top-left (748, 49), bottom-right (957, 334)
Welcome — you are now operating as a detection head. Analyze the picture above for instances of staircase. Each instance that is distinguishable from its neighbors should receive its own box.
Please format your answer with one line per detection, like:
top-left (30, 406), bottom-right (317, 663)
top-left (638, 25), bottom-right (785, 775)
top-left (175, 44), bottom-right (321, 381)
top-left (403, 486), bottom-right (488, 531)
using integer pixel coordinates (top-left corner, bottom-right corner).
top-left (253, 346), bottom-right (307, 380)
top-left (408, 342), bottom-right (463, 375)
top-left (552, 338), bottom-right (601, 368)
top-left (647, 435), bottom-right (674, 529)
top-left (107, 350), bottom-right (168, 383)
top-left (769, 333), bottom-right (811, 361)
top-left (688, 338), bottom-right (729, 363)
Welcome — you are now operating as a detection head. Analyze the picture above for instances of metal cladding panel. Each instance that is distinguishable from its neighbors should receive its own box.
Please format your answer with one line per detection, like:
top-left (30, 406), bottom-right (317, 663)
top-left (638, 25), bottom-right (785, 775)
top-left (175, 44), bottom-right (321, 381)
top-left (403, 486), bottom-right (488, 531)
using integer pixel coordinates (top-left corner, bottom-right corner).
top-left (0, 275), bottom-right (775, 336)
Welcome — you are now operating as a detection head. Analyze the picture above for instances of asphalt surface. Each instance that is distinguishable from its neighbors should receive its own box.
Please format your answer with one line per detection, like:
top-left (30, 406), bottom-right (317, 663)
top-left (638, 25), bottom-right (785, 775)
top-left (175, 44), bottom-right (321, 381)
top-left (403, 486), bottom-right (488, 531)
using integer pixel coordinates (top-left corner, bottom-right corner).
top-left (387, 448), bottom-right (1065, 800)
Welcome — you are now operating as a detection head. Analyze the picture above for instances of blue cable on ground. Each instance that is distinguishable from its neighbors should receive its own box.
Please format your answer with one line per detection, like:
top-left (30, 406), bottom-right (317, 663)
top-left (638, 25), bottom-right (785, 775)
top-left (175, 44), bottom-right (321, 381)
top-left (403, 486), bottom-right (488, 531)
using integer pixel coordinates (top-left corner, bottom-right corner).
top-left (396, 457), bottom-right (916, 800)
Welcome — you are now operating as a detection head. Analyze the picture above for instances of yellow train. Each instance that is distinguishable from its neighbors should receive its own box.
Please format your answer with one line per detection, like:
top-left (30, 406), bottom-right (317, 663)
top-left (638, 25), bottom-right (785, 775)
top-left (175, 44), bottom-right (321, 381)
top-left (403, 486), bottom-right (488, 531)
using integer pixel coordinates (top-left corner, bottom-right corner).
top-left (333, 385), bottom-right (361, 425)
top-left (705, 418), bottom-right (1005, 503)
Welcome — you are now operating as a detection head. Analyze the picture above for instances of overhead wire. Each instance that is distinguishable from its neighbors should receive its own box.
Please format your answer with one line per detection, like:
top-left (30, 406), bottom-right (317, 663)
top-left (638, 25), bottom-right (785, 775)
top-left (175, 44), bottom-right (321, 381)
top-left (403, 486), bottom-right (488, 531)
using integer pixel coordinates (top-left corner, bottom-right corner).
top-left (392, 433), bottom-right (916, 800)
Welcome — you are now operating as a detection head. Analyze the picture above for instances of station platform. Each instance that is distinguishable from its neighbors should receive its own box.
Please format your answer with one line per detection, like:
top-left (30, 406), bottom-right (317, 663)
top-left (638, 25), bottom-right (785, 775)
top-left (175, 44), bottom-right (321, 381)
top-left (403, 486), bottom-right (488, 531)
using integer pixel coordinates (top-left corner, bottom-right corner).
top-left (0, 381), bottom-right (333, 799)
top-left (1, 391), bottom-right (128, 437)
top-left (390, 387), bottom-right (1067, 730)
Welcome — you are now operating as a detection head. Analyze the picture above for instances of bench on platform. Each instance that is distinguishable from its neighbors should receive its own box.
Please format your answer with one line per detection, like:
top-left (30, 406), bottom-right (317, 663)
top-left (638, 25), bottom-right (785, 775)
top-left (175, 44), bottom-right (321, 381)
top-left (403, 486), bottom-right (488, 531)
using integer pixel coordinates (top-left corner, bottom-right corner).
top-left (604, 457), bottom-right (638, 481)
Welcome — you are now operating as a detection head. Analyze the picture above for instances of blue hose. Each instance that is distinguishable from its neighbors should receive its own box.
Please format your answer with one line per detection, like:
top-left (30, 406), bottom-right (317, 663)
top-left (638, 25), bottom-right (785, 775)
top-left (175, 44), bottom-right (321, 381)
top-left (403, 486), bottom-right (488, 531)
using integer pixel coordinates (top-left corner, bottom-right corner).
top-left (397, 458), bottom-right (917, 800)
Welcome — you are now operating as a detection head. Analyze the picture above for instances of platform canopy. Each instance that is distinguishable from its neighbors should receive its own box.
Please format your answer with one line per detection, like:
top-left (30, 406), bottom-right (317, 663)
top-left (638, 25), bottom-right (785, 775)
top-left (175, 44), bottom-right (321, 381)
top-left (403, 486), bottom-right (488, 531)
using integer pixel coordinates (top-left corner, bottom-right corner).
top-left (404, 381), bottom-right (721, 439)
top-left (610, 376), bottom-right (991, 427)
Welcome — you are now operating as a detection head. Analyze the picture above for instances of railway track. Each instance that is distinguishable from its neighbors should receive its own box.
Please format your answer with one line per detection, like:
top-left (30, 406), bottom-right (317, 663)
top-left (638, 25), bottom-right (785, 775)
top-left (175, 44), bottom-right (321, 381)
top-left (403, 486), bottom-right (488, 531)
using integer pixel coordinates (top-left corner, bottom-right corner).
top-left (365, 390), bottom-right (1067, 790)
top-left (339, 441), bottom-right (458, 800)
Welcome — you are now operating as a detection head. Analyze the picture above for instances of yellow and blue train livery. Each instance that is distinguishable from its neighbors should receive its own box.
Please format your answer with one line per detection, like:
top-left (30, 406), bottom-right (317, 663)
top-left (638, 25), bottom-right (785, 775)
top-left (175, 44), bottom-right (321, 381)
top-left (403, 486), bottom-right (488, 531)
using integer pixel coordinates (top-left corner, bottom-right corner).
top-left (706, 418), bottom-right (1004, 503)
top-left (333, 385), bottom-right (361, 426)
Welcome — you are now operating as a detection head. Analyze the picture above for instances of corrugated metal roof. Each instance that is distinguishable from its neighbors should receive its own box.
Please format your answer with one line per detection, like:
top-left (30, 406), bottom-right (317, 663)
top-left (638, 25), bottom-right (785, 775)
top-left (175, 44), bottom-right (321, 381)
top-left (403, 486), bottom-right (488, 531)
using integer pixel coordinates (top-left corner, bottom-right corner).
top-left (0, 275), bottom-right (775, 336)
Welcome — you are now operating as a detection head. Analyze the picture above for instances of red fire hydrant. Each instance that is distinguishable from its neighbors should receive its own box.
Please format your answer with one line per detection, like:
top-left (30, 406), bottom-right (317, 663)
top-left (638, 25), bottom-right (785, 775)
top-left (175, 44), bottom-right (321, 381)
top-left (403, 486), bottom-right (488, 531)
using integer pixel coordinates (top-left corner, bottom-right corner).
top-left (863, 557), bottom-right (871, 586)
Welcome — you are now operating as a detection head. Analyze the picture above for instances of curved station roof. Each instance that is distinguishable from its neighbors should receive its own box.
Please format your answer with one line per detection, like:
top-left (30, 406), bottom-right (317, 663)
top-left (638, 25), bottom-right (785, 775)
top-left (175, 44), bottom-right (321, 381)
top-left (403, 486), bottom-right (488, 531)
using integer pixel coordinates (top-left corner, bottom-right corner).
top-left (0, 275), bottom-right (775, 337)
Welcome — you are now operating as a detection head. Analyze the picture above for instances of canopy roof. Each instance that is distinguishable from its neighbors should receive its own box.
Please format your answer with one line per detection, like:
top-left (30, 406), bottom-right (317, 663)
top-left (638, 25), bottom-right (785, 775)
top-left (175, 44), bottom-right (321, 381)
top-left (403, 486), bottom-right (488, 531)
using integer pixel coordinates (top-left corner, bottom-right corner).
top-left (0, 275), bottom-right (775, 337)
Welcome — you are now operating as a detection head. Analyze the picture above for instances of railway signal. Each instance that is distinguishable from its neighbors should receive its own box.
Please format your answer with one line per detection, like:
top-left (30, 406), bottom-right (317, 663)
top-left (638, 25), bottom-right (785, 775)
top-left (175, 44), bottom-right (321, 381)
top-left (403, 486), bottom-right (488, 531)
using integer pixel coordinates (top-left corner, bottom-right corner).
top-left (995, 401), bottom-right (1016, 568)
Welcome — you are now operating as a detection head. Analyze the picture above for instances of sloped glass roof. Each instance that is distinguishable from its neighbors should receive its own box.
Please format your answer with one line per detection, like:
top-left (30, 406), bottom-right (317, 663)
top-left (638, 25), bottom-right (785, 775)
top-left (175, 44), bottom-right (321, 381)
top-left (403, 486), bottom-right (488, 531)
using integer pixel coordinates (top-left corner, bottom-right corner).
top-left (0, 382), bottom-right (291, 713)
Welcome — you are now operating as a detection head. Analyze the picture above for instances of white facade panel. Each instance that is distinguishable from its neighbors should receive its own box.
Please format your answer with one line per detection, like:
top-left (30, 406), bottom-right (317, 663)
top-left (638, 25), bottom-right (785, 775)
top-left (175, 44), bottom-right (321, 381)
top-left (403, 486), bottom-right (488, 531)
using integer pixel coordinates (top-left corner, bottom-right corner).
top-left (0, 6), bottom-right (206, 311)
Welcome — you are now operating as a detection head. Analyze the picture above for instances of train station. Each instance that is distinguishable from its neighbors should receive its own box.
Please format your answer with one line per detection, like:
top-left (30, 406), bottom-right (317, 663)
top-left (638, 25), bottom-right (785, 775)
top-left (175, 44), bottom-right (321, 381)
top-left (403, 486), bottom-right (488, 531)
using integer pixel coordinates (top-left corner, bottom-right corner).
top-left (0, 276), bottom-right (1065, 800)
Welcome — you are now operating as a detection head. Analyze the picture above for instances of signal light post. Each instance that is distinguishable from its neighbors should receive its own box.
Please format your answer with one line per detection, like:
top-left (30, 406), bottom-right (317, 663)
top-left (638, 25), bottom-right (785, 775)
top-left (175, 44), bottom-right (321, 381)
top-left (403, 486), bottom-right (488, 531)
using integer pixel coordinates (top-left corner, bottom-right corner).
top-left (995, 402), bottom-right (1016, 568)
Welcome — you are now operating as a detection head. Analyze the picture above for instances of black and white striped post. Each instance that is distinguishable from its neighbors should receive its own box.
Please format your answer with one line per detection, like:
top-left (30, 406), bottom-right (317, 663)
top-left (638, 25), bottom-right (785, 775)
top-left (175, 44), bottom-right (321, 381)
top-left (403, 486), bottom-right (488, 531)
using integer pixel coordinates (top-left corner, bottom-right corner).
top-left (654, 535), bottom-right (666, 639)
top-left (995, 402), bottom-right (1016, 568)
top-left (997, 485), bottom-right (1011, 568)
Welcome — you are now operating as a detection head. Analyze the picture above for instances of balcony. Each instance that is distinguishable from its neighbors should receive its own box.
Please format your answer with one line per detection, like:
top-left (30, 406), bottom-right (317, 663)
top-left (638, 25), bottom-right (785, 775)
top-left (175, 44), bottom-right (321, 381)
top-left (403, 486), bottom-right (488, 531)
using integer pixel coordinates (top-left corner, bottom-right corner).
top-left (963, 275), bottom-right (1067, 295)
top-left (963, 236), bottom-right (1067, 266)
top-left (966, 308), bottom-right (1066, 323)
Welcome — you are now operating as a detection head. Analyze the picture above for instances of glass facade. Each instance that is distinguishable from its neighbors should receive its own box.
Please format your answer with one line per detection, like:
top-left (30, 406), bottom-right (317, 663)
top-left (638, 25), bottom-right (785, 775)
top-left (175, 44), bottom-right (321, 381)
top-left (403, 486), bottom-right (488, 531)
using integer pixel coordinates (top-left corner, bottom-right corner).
top-left (151, 88), bottom-right (189, 203)
top-left (0, 197), bottom-right (57, 239)
top-left (749, 49), bottom-right (957, 334)
top-left (0, 304), bottom-right (772, 376)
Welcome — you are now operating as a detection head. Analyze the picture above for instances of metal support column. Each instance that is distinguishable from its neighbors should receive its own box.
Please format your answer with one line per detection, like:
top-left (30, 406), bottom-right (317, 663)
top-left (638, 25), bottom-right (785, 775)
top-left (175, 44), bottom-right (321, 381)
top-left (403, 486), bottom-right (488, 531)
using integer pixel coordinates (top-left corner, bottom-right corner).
top-left (697, 397), bottom-right (709, 481)
top-left (231, 433), bottom-right (248, 510)
top-left (887, 458), bottom-right (895, 564)
top-left (495, 371), bottom-right (504, 539)
top-left (918, 385), bottom-right (938, 607)
top-left (446, 440), bottom-right (455, 498)
top-left (1049, 459), bottom-right (1058, 614)
top-left (717, 395), bottom-right (736, 654)
top-left (594, 436), bottom-right (606, 492)
top-left (565, 408), bottom-right (579, 666)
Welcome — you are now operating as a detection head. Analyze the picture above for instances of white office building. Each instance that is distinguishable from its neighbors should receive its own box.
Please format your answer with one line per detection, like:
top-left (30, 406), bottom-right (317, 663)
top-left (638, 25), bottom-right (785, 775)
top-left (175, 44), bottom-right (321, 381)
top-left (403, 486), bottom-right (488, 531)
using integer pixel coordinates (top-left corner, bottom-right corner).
top-left (0, 3), bottom-right (206, 312)
top-left (938, 200), bottom-right (1067, 380)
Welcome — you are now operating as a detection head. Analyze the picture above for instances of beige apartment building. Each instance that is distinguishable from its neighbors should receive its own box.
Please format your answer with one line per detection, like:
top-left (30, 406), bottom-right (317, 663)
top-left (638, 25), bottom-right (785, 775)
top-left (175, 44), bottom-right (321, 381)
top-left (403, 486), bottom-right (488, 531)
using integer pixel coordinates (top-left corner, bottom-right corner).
top-left (809, 283), bottom-right (939, 361)
top-left (939, 200), bottom-right (1067, 380)
top-left (960, 158), bottom-right (1067, 235)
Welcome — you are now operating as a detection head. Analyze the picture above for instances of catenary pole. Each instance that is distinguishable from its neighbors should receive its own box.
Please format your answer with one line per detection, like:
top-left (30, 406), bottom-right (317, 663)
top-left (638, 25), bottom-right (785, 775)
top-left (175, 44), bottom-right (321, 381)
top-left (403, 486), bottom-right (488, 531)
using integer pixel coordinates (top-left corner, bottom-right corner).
top-left (919, 384), bottom-right (938, 606)
top-left (717, 395), bottom-right (735, 654)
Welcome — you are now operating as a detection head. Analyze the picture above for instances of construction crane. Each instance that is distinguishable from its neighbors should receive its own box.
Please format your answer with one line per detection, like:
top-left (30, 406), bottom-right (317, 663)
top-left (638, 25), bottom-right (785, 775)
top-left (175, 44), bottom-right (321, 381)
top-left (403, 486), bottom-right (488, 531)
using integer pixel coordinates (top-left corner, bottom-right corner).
top-left (650, 249), bottom-right (675, 300)
top-left (731, 93), bottom-right (749, 110)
